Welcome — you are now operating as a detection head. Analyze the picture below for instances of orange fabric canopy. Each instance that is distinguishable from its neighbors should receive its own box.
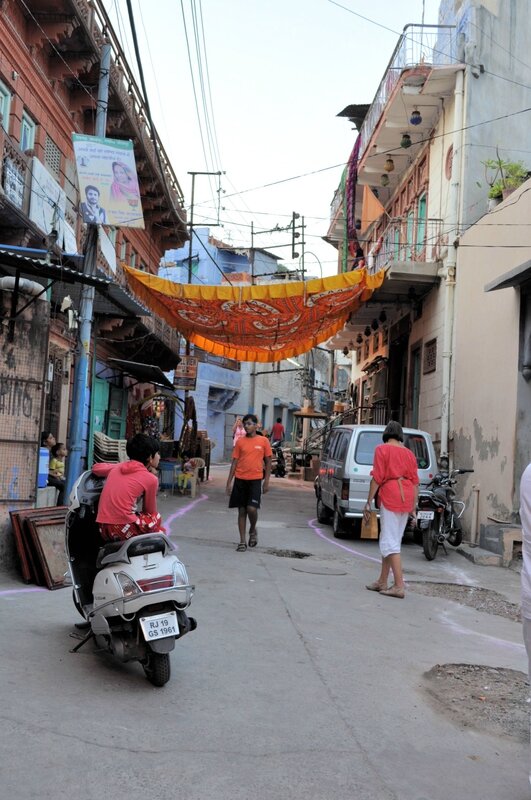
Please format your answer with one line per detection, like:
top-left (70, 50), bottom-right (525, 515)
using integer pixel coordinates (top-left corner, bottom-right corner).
top-left (123, 264), bottom-right (385, 363)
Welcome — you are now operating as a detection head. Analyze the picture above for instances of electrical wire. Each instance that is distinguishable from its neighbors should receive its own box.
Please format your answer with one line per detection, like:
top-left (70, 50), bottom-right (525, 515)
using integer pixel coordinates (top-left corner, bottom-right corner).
top-left (327, 0), bottom-right (531, 94)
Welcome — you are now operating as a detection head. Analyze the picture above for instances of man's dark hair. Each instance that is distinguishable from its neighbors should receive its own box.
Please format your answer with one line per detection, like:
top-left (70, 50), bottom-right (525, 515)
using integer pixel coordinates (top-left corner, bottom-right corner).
top-left (126, 433), bottom-right (160, 465)
top-left (276, 417), bottom-right (282, 423)
top-left (382, 421), bottom-right (404, 443)
top-left (242, 414), bottom-right (258, 425)
top-left (85, 185), bottom-right (100, 196)
top-left (51, 443), bottom-right (64, 458)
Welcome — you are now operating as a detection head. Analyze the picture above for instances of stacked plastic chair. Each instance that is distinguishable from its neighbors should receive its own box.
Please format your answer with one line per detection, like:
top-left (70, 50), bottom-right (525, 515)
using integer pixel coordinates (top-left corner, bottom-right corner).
top-left (93, 431), bottom-right (128, 463)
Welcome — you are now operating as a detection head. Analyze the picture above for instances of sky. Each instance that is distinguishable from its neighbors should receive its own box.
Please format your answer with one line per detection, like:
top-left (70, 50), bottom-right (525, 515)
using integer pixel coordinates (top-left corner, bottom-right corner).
top-left (103, 0), bottom-right (441, 277)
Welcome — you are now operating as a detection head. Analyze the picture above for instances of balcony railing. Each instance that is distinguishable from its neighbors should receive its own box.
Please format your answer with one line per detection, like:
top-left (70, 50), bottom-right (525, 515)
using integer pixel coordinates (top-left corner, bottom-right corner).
top-left (367, 217), bottom-right (444, 274)
top-left (71, 0), bottom-right (185, 217)
top-left (359, 25), bottom-right (457, 159)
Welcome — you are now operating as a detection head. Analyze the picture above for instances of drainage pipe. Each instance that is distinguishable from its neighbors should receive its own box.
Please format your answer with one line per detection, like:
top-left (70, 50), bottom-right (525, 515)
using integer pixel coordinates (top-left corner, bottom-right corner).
top-left (440, 67), bottom-right (465, 458)
top-left (470, 483), bottom-right (480, 547)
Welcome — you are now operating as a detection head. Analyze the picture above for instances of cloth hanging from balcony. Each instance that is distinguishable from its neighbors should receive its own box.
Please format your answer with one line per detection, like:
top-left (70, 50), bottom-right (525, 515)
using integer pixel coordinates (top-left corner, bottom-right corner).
top-left (123, 264), bottom-right (385, 363)
top-left (361, 185), bottom-right (386, 232)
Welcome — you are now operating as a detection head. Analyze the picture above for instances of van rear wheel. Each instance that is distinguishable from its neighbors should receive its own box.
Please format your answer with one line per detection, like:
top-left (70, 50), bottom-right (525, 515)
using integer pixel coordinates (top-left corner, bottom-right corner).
top-left (333, 507), bottom-right (349, 539)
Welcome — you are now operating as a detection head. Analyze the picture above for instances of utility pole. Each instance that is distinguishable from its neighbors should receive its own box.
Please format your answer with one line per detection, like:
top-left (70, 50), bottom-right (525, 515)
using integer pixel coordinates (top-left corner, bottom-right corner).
top-left (65, 43), bottom-right (111, 497)
top-left (183, 171), bottom-right (222, 409)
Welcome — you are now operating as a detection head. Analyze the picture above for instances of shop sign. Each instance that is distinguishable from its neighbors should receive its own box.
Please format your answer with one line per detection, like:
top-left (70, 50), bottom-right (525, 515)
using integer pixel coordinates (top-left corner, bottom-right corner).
top-left (3, 158), bottom-right (25, 208)
top-left (173, 356), bottom-right (198, 390)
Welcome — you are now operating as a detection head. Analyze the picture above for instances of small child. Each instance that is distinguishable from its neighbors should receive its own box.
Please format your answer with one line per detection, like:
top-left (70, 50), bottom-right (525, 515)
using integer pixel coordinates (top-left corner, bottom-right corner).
top-left (177, 458), bottom-right (194, 493)
top-left (50, 442), bottom-right (67, 479)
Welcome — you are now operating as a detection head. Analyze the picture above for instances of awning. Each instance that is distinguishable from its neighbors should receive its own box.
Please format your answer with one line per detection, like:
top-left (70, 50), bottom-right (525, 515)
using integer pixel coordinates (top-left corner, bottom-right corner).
top-left (485, 259), bottom-right (531, 292)
top-left (122, 264), bottom-right (385, 363)
top-left (107, 358), bottom-right (175, 389)
top-left (0, 248), bottom-right (112, 288)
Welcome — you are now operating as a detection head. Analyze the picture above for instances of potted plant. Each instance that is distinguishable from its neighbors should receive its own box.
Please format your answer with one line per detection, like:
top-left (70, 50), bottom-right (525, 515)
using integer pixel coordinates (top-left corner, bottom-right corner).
top-left (482, 150), bottom-right (529, 206)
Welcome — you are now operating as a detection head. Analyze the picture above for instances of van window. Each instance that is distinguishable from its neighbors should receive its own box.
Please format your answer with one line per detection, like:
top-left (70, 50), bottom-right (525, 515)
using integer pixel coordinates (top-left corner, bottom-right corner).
top-left (334, 432), bottom-right (350, 462)
top-left (354, 431), bottom-right (430, 468)
top-left (355, 432), bottom-right (382, 465)
top-left (404, 434), bottom-right (430, 468)
top-left (322, 431), bottom-right (339, 458)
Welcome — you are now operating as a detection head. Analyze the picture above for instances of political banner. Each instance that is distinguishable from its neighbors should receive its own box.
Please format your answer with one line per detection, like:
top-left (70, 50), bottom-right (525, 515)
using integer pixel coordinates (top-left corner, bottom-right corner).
top-left (72, 134), bottom-right (144, 228)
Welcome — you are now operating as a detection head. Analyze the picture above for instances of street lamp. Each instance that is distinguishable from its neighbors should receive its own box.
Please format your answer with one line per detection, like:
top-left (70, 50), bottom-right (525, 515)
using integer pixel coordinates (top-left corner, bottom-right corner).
top-left (299, 251), bottom-right (322, 279)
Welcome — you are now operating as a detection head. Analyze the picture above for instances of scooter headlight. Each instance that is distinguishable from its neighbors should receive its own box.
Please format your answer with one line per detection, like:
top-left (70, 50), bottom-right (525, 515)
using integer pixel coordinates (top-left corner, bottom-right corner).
top-left (172, 561), bottom-right (189, 586)
top-left (115, 572), bottom-right (141, 597)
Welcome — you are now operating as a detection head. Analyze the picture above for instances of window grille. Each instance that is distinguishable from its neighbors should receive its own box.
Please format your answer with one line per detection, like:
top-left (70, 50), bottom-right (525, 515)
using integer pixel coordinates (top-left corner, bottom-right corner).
top-left (44, 135), bottom-right (61, 179)
top-left (423, 338), bottom-right (437, 374)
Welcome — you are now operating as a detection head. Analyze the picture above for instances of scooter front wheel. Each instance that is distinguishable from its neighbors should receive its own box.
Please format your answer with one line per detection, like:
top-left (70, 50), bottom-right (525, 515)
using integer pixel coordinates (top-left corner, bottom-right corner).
top-left (143, 652), bottom-right (171, 687)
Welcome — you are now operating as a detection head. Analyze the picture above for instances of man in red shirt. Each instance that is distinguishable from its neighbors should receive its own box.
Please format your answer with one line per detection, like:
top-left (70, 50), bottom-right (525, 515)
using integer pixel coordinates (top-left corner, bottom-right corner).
top-left (226, 414), bottom-right (272, 551)
top-left (92, 433), bottom-right (164, 542)
top-left (271, 417), bottom-right (285, 444)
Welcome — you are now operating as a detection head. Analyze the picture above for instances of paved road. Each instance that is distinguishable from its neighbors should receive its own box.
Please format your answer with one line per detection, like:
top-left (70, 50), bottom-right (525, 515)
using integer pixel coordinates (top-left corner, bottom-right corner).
top-left (0, 465), bottom-right (527, 799)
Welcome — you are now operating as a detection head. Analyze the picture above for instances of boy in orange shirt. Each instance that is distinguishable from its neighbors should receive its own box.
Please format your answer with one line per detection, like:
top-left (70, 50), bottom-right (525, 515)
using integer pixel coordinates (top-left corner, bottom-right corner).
top-left (226, 414), bottom-right (272, 551)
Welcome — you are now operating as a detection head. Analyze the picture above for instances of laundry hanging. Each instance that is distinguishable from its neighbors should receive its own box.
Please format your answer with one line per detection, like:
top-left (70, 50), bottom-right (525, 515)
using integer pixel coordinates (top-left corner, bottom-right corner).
top-left (122, 264), bottom-right (385, 363)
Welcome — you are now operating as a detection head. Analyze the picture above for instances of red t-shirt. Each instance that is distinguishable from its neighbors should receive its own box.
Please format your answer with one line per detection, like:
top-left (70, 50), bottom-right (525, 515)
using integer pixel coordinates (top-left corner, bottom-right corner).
top-left (232, 435), bottom-right (272, 480)
top-left (92, 460), bottom-right (159, 524)
top-left (271, 422), bottom-right (285, 441)
top-left (370, 443), bottom-right (419, 512)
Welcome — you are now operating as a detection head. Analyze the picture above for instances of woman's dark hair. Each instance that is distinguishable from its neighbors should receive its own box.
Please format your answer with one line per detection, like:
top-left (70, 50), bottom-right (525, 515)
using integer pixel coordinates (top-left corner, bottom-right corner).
top-left (51, 443), bottom-right (64, 458)
top-left (382, 421), bottom-right (404, 443)
top-left (41, 431), bottom-right (53, 447)
top-left (126, 433), bottom-right (160, 465)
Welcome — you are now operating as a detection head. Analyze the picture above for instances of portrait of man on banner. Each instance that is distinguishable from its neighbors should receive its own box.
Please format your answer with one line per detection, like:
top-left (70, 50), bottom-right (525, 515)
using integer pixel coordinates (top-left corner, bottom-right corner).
top-left (72, 134), bottom-right (145, 229)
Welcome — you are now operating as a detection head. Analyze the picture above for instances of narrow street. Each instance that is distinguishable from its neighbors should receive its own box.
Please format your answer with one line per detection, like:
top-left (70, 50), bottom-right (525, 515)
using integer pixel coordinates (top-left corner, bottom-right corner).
top-left (0, 466), bottom-right (527, 800)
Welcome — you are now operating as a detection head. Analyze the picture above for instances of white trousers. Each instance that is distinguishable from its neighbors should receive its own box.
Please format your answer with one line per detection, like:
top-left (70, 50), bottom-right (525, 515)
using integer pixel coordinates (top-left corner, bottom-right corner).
top-left (379, 504), bottom-right (408, 558)
top-left (523, 617), bottom-right (531, 788)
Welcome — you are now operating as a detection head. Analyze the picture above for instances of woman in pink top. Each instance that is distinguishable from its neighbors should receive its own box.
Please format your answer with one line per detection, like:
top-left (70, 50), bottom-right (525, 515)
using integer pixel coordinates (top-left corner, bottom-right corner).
top-left (363, 421), bottom-right (419, 599)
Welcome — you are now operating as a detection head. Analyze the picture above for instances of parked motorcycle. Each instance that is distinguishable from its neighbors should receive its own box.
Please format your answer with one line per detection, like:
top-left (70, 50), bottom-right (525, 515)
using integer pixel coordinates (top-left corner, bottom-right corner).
top-left (271, 440), bottom-right (286, 478)
top-left (66, 470), bottom-right (196, 686)
top-left (417, 467), bottom-right (474, 561)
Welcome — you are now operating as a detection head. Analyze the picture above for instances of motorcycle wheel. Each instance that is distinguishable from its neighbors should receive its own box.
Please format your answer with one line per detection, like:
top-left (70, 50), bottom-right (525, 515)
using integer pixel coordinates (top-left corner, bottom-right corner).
top-left (316, 496), bottom-right (331, 524)
top-left (333, 506), bottom-right (349, 539)
top-left (422, 517), bottom-right (440, 561)
top-left (143, 652), bottom-right (171, 687)
top-left (448, 519), bottom-right (463, 547)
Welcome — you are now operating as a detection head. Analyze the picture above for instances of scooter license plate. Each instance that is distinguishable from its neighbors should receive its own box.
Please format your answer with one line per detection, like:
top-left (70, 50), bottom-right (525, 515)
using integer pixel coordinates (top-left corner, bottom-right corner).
top-left (417, 510), bottom-right (435, 521)
top-left (140, 611), bottom-right (179, 641)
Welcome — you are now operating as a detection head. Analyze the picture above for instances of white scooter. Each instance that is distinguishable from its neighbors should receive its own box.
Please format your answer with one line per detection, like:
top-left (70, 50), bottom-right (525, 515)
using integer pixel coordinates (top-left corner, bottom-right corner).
top-left (66, 470), bottom-right (196, 686)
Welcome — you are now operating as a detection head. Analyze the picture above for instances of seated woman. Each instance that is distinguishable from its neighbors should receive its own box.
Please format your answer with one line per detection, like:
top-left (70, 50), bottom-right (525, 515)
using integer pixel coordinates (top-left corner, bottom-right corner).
top-left (92, 433), bottom-right (165, 542)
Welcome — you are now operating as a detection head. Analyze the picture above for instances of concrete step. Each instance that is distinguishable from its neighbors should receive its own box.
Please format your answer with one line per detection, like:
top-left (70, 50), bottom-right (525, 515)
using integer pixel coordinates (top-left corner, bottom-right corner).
top-left (456, 543), bottom-right (503, 567)
top-left (480, 523), bottom-right (522, 567)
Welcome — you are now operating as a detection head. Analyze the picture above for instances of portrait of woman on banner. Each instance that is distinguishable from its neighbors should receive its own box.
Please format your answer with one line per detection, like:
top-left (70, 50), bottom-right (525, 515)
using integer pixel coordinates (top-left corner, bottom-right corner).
top-left (110, 160), bottom-right (140, 208)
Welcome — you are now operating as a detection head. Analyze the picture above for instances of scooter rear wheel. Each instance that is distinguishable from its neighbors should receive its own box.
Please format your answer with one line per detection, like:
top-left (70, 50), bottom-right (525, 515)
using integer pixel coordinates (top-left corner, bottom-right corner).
top-left (143, 652), bottom-right (171, 687)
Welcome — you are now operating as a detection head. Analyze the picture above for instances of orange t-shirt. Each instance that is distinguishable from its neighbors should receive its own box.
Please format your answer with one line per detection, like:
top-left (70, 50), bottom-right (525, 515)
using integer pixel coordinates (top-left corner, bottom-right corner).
top-left (232, 435), bottom-right (272, 480)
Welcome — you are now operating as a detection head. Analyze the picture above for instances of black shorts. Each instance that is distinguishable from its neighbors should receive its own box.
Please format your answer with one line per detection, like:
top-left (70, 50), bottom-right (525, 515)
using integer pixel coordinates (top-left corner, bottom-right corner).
top-left (229, 478), bottom-right (262, 509)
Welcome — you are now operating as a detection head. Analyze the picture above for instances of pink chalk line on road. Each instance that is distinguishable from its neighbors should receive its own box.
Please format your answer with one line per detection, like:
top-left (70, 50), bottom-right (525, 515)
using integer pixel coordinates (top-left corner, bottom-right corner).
top-left (307, 517), bottom-right (380, 563)
top-left (0, 587), bottom-right (47, 597)
top-left (165, 493), bottom-right (209, 538)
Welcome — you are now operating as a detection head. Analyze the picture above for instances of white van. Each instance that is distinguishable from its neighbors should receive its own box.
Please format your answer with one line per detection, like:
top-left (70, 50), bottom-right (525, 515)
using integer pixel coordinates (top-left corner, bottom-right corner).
top-left (314, 424), bottom-right (438, 538)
